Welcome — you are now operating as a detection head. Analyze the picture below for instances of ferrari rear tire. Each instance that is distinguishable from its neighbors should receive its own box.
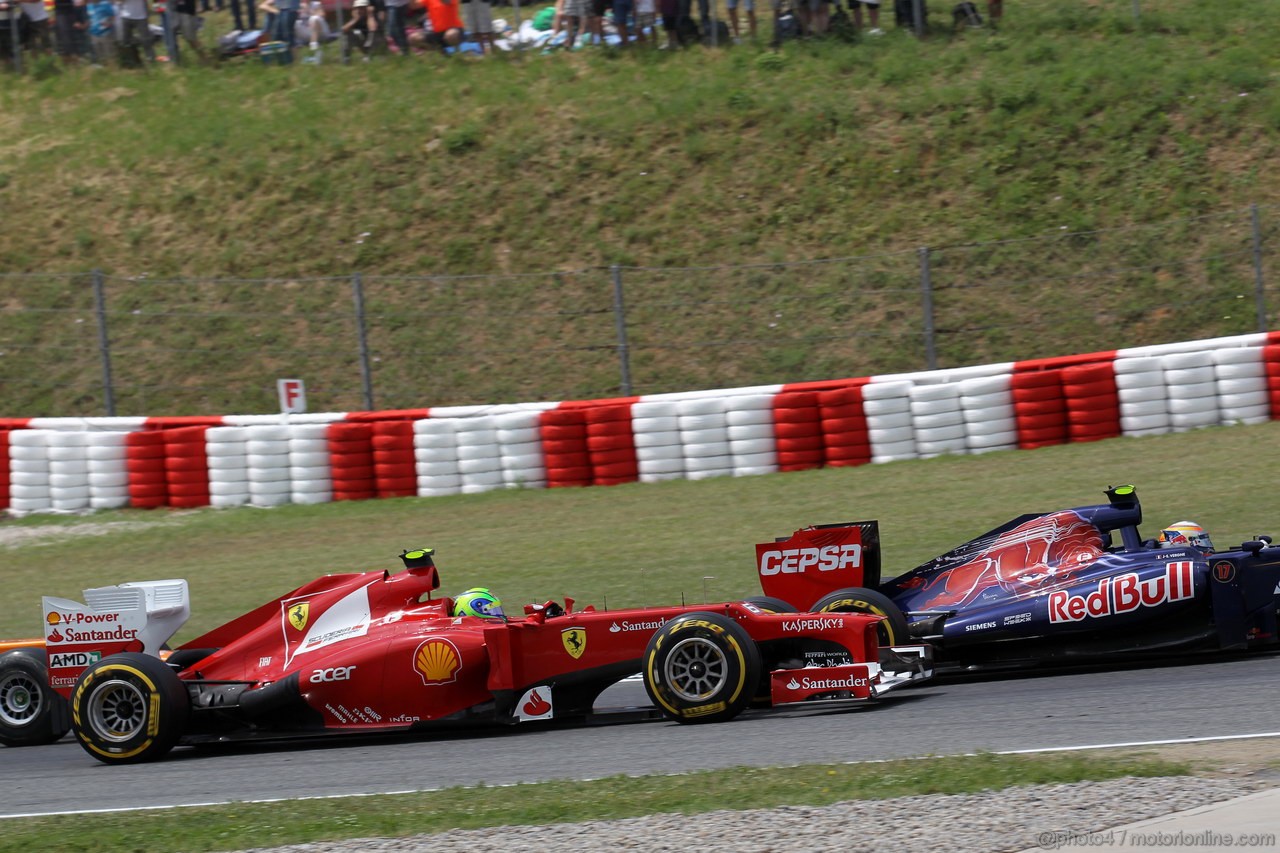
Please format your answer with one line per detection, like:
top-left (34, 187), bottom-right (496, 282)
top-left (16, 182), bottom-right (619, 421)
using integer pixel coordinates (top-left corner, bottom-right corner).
top-left (811, 587), bottom-right (910, 646)
top-left (643, 612), bottom-right (761, 724)
top-left (0, 649), bottom-right (71, 747)
top-left (71, 653), bottom-right (190, 764)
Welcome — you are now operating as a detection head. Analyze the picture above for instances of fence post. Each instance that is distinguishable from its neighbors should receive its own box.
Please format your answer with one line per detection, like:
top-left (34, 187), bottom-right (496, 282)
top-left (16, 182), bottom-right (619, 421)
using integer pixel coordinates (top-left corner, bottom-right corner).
top-left (610, 265), bottom-right (633, 397)
top-left (912, 0), bottom-right (925, 36)
top-left (1251, 204), bottom-right (1268, 333)
top-left (918, 247), bottom-right (937, 371)
top-left (91, 269), bottom-right (117, 417)
top-left (351, 273), bottom-right (375, 411)
top-left (1131, 0), bottom-right (1140, 25)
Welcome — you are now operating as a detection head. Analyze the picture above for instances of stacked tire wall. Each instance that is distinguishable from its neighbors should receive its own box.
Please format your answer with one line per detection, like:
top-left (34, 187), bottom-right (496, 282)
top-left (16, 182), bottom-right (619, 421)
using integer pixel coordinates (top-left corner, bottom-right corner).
top-left (4, 332), bottom-right (1280, 515)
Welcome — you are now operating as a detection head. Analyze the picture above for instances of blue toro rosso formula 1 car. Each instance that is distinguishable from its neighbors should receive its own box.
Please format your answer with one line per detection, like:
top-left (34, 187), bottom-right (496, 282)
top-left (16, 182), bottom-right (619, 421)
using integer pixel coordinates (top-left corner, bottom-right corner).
top-left (756, 485), bottom-right (1280, 671)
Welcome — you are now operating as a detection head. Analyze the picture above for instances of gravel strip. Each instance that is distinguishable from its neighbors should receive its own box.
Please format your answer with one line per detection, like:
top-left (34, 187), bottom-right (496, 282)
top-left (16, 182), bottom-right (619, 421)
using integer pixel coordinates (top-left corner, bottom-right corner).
top-left (236, 775), bottom-right (1257, 853)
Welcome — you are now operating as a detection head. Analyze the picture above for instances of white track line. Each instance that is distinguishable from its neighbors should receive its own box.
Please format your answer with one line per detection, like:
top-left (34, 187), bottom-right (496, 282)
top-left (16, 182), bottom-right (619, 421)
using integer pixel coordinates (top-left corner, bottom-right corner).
top-left (6, 730), bottom-right (1280, 820)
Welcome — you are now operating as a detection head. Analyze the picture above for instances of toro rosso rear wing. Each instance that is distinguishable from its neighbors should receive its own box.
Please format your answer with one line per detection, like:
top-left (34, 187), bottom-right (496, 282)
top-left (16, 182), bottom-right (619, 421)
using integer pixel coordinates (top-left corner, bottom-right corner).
top-left (756, 521), bottom-right (881, 611)
top-left (41, 580), bottom-right (190, 696)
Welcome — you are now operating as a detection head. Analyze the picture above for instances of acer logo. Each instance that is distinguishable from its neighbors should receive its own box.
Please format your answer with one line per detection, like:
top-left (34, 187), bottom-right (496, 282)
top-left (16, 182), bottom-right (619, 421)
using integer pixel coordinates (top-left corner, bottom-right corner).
top-left (310, 666), bottom-right (357, 683)
top-left (759, 544), bottom-right (862, 576)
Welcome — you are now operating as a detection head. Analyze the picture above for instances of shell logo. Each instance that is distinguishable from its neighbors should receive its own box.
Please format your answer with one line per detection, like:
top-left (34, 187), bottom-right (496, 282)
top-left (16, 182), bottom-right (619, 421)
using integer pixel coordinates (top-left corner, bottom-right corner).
top-left (413, 638), bottom-right (461, 686)
top-left (46, 613), bottom-right (61, 625)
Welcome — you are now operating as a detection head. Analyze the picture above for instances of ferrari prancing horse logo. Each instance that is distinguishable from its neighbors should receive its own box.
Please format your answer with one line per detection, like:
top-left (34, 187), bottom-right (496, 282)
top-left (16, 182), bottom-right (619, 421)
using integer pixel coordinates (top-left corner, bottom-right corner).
top-left (288, 602), bottom-right (310, 632)
top-left (561, 627), bottom-right (586, 660)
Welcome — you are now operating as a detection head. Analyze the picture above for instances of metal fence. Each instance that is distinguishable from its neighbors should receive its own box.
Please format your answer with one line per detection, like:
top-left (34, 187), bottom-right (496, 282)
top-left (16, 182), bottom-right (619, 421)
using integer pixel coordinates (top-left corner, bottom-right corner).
top-left (2, 205), bottom-right (1276, 418)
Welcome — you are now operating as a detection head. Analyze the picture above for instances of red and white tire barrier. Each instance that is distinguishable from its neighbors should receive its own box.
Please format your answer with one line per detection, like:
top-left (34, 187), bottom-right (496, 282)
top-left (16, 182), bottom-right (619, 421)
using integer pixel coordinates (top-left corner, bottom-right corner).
top-left (4, 332), bottom-right (1280, 514)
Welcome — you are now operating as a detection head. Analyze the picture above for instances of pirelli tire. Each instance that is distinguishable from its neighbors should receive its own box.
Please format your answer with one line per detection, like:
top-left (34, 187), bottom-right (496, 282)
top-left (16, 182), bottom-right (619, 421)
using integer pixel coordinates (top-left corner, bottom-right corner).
top-left (742, 596), bottom-right (798, 613)
top-left (0, 649), bottom-right (71, 747)
top-left (643, 611), bottom-right (761, 725)
top-left (71, 653), bottom-right (190, 764)
top-left (810, 587), bottom-right (910, 646)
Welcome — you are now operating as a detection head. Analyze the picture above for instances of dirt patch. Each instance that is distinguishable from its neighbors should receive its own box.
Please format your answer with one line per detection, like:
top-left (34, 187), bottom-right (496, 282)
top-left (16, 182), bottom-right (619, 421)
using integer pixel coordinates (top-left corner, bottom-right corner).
top-left (0, 519), bottom-right (171, 549)
top-left (1100, 736), bottom-right (1280, 786)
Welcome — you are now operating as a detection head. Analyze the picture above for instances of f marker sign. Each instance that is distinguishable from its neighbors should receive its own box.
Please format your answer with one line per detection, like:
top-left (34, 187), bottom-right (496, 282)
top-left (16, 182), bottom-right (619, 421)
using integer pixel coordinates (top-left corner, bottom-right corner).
top-left (278, 379), bottom-right (307, 414)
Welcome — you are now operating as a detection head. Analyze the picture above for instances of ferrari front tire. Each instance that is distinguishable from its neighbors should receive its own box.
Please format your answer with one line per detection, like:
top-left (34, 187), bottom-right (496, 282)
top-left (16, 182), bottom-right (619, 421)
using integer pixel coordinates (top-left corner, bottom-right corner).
top-left (643, 611), bottom-right (761, 724)
top-left (0, 649), bottom-right (71, 747)
top-left (811, 587), bottom-right (910, 646)
top-left (71, 653), bottom-right (190, 765)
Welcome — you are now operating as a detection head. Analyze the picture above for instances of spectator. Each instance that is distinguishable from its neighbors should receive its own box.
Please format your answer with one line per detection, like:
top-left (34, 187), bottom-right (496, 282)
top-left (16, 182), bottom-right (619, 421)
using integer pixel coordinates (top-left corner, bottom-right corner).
top-left (85, 0), bottom-right (116, 64)
top-left (725, 0), bottom-right (753, 40)
top-left (295, 0), bottom-right (333, 48)
top-left (656, 0), bottom-right (677, 47)
top-left (227, 0), bottom-right (256, 34)
top-left (384, 0), bottom-right (409, 54)
top-left (421, 0), bottom-right (463, 50)
top-left (173, 0), bottom-right (207, 59)
top-left (272, 0), bottom-right (299, 45)
top-left (52, 0), bottom-right (82, 62)
top-left (851, 0), bottom-right (881, 33)
top-left (460, 0), bottom-right (492, 53)
top-left (633, 0), bottom-right (654, 45)
top-left (341, 0), bottom-right (376, 59)
top-left (611, 0), bottom-right (635, 45)
top-left (117, 0), bottom-right (154, 64)
top-left (18, 0), bottom-right (53, 55)
top-left (797, 0), bottom-right (827, 34)
top-left (586, 0), bottom-right (605, 44)
top-left (557, 0), bottom-right (584, 48)
top-left (258, 0), bottom-right (279, 39)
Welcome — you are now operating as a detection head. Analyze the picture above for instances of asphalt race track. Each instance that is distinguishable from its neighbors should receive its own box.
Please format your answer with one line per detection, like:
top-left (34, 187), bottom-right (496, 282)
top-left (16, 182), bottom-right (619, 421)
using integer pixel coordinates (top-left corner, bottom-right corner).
top-left (3, 654), bottom-right (1278, 818)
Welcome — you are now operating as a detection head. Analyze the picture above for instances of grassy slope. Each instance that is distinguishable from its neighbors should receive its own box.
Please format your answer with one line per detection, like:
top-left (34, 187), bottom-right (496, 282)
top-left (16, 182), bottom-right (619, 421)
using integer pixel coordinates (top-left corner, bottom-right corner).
top-left (2, 1), bottom-right (1278, 277)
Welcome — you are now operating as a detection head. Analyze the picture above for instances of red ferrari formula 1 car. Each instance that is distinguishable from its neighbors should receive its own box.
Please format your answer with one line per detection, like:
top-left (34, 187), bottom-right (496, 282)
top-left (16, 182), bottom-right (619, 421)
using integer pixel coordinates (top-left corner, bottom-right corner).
top-left (0, 548), bottom-right (932, 764)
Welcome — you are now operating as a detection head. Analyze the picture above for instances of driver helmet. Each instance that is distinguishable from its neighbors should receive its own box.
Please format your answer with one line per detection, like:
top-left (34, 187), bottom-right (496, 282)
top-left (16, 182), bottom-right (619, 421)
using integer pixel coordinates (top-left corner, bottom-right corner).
top-left (452, 587), bottom-right (505, 619)
top-left (1158, 521), bottom-right (1214, 553)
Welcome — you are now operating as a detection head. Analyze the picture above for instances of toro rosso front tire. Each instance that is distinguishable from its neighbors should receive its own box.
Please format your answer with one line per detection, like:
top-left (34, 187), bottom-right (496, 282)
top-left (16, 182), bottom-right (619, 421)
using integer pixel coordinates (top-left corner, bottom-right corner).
top-left (0, 649), bottom-right (71, 747)
top-left (643, 611), bottom-right (761, 724)
top-left (742, 596), bottom-right (798, 614)
top-left (71, 653), bottom-right (190, 764)
top-left (811, 587), bottom-right (909, 646)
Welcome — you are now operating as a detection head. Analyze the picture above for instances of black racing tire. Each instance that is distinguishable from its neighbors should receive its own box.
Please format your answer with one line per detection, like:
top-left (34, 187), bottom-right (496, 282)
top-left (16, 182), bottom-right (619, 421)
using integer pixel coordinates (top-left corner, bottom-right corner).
top-left (164, 648), bottom-right (220, 672)
top-left (71, 653), bottom-right (190, 765)
top-left (742, 596), bottom-right (798, 613)
top-left (643, 611), bottom-right (761, 724)
top-left (0, 649), bottom-right (71, 747)
top-left (810, 587), bottom-right (910, 646)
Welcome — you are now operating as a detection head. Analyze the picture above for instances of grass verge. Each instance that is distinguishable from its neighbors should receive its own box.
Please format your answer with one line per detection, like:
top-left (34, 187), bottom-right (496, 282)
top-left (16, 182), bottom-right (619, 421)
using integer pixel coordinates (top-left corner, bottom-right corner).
top-left (0, 752), bottom-right (1193, 853)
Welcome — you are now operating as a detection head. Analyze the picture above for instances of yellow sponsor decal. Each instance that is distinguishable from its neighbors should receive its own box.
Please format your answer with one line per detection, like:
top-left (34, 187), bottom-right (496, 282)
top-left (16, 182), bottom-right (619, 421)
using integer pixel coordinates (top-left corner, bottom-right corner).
top-left (414, 638), bottom-right (461, 685)
top-left (561, 628), bottom-right (587, 660)
top-left (288, 602), bottom-right (310, 632)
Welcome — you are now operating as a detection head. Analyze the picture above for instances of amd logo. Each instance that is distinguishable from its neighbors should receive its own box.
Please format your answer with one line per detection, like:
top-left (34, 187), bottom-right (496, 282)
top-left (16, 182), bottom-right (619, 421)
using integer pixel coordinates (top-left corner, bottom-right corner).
top-left (310, 666), bottom-right (357, 683)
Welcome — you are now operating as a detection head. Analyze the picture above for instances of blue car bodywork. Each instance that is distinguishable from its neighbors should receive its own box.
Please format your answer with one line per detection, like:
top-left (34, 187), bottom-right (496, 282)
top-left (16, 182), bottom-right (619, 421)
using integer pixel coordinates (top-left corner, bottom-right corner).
top-left (762, 486), bottom-right (1280, 670)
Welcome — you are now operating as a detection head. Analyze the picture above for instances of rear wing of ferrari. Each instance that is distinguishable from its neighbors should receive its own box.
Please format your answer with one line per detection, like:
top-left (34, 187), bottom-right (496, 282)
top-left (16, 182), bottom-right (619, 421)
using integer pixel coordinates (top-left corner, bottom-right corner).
top-left (754, 521), bottom-right (882, 611)
top-left (41, 580), bottom-right (190, 697)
